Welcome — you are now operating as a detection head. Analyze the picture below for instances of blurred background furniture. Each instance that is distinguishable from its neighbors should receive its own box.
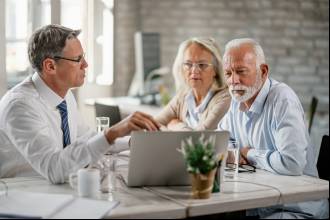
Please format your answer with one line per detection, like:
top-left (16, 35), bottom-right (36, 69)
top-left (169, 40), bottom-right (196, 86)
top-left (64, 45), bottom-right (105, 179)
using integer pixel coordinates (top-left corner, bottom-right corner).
top-left (128, 32), bottom-right (170, 100)
top-left (317, 135), bottom-right (329, 181)
top-left (86, 97), bottom-right (162, 128)
top-left (308, 96), bottom-right (319, 134)
top-left (95, 102), bottom-right (121, 127)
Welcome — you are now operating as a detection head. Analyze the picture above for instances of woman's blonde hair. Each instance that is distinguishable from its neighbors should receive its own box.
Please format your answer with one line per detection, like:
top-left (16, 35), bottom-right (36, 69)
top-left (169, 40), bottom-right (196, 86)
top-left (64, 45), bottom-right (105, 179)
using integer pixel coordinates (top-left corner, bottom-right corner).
top-left (172, 37), bottom-right (226, 91)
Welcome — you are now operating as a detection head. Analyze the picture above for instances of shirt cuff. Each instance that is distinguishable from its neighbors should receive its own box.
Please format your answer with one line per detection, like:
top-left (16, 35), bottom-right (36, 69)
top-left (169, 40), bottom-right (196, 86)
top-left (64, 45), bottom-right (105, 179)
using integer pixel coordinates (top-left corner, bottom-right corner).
top-left (86, 133), bottom-right (111, 162)
top-left (247, 149), bottom-right (257, 166)
top-left (111, 136), bottom-right (130, 153)
top-left (247, 149), bottom-right (271, 168)
top-left (86, 134), bottom-right (130, 163)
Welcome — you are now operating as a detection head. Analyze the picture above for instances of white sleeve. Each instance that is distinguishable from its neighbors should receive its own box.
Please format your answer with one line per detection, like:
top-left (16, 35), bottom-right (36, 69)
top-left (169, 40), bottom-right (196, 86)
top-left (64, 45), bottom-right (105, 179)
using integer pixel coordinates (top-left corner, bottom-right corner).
top-left (5, 101), bottom-right (110, 184)
top-left (75, 110), bottom-right (130, 153)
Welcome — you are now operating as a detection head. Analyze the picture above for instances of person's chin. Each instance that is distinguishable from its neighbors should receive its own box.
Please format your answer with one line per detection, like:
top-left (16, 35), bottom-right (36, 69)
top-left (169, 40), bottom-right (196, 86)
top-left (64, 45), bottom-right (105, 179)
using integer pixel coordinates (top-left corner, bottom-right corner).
top-left (75, 79), bottom-right (85, 87)
top-left (230, 93), bottom-right (245, 102)
top-left (78, 75), bottom-right (86, 85)
top-left (189, 81), bottom-right (202, 88)
top-left (232, 95), bottom-right (241, 101)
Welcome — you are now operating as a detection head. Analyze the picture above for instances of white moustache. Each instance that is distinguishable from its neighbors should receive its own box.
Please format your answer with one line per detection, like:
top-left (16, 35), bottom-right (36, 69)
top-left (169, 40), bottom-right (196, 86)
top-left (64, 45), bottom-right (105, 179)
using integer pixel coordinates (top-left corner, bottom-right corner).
top-left (229, 85), bottom-right (248, 91)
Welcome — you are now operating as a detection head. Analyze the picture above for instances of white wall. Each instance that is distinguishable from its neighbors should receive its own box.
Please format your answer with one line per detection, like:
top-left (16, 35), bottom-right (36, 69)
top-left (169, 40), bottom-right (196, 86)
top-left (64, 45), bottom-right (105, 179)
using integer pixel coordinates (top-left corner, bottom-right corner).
top-left (114, 0), bottom-right (329, 112)
top-left (76, 83), bottom-right (113, 128)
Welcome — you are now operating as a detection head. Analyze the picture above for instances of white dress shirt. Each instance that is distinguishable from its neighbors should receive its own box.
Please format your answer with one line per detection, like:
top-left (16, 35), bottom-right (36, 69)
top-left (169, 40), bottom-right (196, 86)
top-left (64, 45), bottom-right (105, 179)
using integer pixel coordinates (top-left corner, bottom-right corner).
top-left (0, 73), bottom-right (128, 184)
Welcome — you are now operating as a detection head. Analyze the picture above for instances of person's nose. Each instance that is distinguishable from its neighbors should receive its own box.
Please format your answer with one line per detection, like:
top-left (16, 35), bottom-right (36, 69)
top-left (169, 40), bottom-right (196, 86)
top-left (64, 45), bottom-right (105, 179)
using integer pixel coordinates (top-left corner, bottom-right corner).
top-left (190, 64), bottom-right (201, 74)
top-left (81, 58), bottom-right (88, 69)
top-left (229, 72), bottom-right (240, 85)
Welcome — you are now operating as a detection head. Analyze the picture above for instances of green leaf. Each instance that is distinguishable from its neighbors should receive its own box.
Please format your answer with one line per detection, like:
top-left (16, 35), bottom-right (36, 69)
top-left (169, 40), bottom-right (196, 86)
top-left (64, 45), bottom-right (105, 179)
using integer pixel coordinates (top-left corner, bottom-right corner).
top-left (178, 135), bottom-right (218, 174)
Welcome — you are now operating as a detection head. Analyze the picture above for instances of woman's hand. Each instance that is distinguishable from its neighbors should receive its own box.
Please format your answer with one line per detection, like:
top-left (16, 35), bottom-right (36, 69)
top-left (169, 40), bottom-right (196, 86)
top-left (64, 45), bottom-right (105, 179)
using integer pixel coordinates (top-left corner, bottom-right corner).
top-left (167, 118), bottom-right (182, 130)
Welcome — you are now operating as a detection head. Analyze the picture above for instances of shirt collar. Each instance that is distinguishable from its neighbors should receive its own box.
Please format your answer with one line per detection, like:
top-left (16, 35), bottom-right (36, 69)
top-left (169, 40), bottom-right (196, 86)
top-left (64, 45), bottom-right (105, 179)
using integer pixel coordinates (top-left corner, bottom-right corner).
top-left (32, 72), bottom-right (65, 108)
top-left (186, 89), bottom-right (214, 114)
top-left (239, 77), bottom-right (271, 114)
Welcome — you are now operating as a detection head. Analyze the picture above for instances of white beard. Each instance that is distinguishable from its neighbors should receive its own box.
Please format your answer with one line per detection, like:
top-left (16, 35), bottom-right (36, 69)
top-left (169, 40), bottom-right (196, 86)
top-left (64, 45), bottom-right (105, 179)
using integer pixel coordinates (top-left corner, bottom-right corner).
top-left (229, 71), bottom-right (263, 103)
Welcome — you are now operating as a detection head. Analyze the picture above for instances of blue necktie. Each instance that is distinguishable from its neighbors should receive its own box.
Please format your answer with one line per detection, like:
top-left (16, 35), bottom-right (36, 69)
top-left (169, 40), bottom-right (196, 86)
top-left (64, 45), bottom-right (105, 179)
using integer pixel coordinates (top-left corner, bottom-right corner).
top-left (57, 101), bottom-right (71, 148)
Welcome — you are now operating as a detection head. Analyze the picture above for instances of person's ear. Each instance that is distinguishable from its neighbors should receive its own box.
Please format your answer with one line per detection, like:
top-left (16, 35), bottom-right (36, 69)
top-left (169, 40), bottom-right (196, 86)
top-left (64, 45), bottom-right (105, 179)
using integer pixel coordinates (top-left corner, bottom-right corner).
top-left (42, 58), bottom-right (57, 75)
top-left (260, 64), bottom-right (269, 79)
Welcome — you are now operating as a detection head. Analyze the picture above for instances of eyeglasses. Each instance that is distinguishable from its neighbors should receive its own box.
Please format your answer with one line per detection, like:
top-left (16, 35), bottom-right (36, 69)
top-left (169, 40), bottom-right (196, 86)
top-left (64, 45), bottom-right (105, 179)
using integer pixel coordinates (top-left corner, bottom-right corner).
top-left (226, 163), bottom-right (256, 173)
top-left (182, 62), bottom-right (213, 72)
top-left (54, 53), bottom-right (85, 63)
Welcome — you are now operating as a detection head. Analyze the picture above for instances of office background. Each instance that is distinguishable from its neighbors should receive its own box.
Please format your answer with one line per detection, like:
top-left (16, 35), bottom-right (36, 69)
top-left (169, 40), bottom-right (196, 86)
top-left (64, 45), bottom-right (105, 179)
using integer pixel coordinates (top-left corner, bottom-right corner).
top-left (114, 0), bottom-right (329, 105)
top-left (114, 0), bottom-right (329, 149)
top-left (0, 0), bottom-right (329, 146)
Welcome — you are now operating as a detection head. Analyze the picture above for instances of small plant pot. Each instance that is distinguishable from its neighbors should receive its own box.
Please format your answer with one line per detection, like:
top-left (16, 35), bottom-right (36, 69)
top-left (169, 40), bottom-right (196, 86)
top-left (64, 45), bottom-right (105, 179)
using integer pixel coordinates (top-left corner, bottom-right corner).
top-left (190, 169), bottom-right (216, 199)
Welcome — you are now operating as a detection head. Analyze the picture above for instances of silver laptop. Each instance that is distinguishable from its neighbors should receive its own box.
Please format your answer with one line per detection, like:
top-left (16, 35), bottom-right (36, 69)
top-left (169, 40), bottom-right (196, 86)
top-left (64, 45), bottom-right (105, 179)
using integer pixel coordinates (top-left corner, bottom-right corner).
top-left (126, 130), bottom-right (229, 187)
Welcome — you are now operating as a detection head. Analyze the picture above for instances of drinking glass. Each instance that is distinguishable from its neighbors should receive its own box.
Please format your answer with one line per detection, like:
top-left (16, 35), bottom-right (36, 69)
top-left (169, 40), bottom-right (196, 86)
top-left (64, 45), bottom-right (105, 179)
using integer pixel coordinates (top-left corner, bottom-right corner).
top-left (95, 116), bottom-right (117, 193)
top-left (224, 140), bottom-right (239, 180)
top-left (96, 117), bottom-right (110, 133)
top-left (0, 180), bottom-right (8, 197)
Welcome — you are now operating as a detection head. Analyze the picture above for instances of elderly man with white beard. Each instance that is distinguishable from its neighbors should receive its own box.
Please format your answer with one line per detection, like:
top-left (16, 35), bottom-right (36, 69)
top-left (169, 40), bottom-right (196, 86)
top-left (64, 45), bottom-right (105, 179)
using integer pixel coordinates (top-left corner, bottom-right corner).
top-left (217, 38), bottom-right (328, 219)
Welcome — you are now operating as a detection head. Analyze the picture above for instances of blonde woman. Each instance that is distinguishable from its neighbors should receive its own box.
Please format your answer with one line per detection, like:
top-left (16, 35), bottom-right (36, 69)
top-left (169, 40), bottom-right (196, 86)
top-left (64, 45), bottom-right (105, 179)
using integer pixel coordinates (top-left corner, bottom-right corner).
top-left (156, 37), bottom-right (231, 131)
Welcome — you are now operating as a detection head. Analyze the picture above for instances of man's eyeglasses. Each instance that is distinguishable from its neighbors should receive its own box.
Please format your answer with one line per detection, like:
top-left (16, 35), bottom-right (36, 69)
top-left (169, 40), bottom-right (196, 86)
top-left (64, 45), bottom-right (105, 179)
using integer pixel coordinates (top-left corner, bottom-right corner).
top-left (53, 53), bottom-right (85, 63)
top-left (182, 62), bottom-right (213, 72)
top-left (226, 163), bottom-right (256, 173)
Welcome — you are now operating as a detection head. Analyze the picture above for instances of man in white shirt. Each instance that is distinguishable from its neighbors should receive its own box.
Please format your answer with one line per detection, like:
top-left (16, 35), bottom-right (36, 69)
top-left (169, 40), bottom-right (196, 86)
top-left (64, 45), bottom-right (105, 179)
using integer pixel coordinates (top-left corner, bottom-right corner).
top-left (0, 24), bottom-right (160, 184)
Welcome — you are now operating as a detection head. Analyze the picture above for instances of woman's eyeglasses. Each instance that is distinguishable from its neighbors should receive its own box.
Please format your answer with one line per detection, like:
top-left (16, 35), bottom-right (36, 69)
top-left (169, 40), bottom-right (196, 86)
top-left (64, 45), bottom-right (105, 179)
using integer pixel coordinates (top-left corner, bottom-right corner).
top-left (182, 62), bottom-right (213, 72)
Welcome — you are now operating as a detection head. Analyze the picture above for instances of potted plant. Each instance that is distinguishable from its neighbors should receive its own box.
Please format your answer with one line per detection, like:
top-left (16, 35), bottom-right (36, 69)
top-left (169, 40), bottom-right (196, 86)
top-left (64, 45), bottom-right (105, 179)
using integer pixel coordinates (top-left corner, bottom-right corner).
top-left (178, 135), bottom-right (223, 199)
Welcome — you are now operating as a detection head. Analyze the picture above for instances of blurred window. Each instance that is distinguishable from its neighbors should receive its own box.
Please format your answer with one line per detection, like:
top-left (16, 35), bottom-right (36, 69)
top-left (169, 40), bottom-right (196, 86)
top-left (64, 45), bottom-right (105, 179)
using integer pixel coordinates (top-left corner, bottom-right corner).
top-left (86, 0), bottom-right (114, 85)
top-left (59, 0), bottom-right (114, 85)
top-left (1, 0), bottom-right (114, 89)
top-left (5, 0), bottom-right (50, 88)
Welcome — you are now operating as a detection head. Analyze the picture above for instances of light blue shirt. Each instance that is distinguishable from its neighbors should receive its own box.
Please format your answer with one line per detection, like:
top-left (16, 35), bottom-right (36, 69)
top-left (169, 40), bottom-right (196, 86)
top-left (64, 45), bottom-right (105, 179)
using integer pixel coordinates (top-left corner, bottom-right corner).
top-left (218, 78), bottom-right (328, 219)
top-left (186, 90), bottom-right (214, 129)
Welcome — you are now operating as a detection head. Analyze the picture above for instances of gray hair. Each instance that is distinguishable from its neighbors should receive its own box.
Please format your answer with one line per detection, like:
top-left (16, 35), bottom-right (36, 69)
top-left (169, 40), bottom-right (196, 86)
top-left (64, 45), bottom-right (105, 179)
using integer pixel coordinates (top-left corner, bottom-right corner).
top-left (28, 24), bottom-right (81, 73)
top-left (172, 37), bottom-right (226, 91)
top-left (223, 38), bottom-right (266, 69)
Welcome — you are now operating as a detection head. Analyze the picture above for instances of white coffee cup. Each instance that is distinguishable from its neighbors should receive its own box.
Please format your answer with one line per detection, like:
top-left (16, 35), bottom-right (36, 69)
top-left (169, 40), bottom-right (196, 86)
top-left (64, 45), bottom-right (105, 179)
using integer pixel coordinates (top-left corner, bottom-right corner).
top-left (69, 168), bottom-right (100, 197)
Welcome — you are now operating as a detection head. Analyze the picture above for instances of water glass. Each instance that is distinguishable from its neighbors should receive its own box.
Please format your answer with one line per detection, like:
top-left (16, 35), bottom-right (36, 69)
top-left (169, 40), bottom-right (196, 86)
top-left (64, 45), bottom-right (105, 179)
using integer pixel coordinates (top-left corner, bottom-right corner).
top-left (99, 154), bottom-right (117, 193)
top-left (95, 116), bottom-right (117, 193)
top-left (224, 140), bottom-right (239, 180)
top-left (96, 117), bottom-right (110, 133)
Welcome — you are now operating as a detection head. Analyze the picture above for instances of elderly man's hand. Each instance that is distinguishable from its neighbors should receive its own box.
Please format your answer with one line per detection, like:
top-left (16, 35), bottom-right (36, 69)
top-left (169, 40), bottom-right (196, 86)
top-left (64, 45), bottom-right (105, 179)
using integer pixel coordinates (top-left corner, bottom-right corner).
top-left (240, 146), bottom-right (251, 165)
top-left (105, 111), bottom-right (160, 144)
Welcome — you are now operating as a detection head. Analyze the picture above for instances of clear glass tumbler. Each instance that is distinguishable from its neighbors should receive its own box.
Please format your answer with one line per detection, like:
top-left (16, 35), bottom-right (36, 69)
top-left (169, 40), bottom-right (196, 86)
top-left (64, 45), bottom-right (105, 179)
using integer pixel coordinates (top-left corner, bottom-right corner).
top-left (224, 140), bottom-right (239, 180)
top-left (95, 116), bottom-right (117, 193)
top-left (96, 117), bottom-right (110, 133)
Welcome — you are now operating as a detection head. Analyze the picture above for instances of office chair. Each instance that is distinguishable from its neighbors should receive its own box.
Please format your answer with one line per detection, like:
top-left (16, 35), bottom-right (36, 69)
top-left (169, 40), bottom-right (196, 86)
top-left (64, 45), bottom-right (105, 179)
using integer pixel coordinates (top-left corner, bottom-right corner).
top-left (308, 96), bottom-right (318, 134)
top-left (95, 102), bottom-right (121, 127)
top-left (317, 135), bottom-right (329, 181)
